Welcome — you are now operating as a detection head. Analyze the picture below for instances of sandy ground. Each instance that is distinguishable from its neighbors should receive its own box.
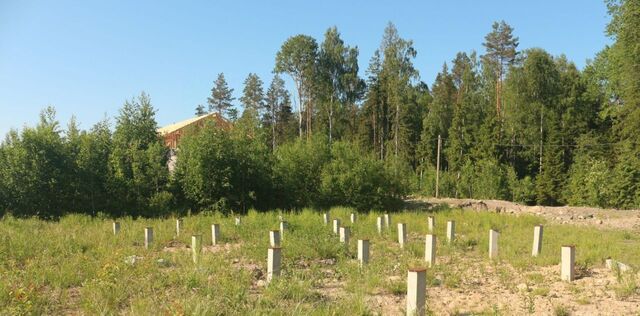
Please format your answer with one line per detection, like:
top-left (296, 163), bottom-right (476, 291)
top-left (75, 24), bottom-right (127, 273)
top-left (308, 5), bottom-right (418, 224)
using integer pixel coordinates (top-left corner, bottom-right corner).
top-left (157, 199), bottom-right (640, 315)
top-left (408, 196), bottom-right (640, 231)
top-left (364, 255), bottom-right (640, 315)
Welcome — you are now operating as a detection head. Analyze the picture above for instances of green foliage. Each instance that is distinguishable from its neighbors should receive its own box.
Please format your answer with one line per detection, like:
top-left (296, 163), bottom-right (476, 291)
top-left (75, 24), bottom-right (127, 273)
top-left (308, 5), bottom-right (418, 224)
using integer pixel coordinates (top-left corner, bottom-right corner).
top-left (507, 169), bottom-right (536, 205)
top-left (0, 107), bottom-right (70, 218)
top-left (566, 156), bottom-right (611, 207)
top-left (208, 73), bottom-right (235, 117)
top-left (274, 34), bottom-right (318, 138)
top-left (3, 209), bottom-right (639, 313)
top-left (316, 26), bottom-right (365, 143)
top-left (320, 142), bottom-right (406, 211)
top-left (175, 119), bottom-right (274, 214)
top-left (263, 74), bottom-right (295, 151)
top-left (109, 93), bottom-right (169, 216)
top-left (239, 73), bottom-right (265, 119)
top-left (473, 158), bottom-right (510, 200)
top-left (4, 8), bottom-right (640, 216)
top-left (272, 137), bottom-right (330, 209)
top-left (610, 144), bottom-right (640, 209)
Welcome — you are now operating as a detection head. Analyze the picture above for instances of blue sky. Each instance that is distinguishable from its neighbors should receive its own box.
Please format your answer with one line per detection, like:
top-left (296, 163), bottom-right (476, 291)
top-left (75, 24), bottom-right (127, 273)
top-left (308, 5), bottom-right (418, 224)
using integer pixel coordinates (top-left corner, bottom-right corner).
top-left (0, 1), bottom-right (611, 137)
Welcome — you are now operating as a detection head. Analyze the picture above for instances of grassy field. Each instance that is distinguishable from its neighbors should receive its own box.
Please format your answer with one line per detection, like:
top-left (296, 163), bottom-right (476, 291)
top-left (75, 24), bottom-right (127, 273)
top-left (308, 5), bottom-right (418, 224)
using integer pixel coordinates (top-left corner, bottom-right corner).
top-left (1, 207), bottom-right (639, 315)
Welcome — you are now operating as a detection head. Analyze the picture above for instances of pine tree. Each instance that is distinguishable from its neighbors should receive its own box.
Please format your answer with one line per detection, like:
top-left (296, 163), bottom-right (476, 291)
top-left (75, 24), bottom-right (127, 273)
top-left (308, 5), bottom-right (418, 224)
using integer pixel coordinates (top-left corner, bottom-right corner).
top-left (379, 22), bottom-right (418, 158)
top-left (606, 0), bottom-right (640, 140)
top-left (264, 75), bottom-right (292, 150)
top-left (445, 52), bottom-right (487, 196)
top-left (195, 104), bottom-right (207, 116)
top-left (418, 64), bottom-right (456, 168)
top-left (482, 21), bottom-right (519, 117)
top-left (240, 73), bottom-right (265, 119)
top-left (208, 73), bottom-right (235, 118)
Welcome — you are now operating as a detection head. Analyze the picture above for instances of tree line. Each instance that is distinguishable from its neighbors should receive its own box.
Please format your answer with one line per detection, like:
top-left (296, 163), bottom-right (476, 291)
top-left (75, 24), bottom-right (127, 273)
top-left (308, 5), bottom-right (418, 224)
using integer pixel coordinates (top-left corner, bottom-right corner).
top-left (1, 0), bottom-right (639, 218)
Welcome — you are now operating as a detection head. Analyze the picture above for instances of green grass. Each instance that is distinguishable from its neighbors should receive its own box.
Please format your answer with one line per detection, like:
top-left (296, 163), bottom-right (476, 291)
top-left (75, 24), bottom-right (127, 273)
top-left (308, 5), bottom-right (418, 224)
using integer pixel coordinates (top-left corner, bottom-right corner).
top-left (0, 207), bottom-right (639, 314)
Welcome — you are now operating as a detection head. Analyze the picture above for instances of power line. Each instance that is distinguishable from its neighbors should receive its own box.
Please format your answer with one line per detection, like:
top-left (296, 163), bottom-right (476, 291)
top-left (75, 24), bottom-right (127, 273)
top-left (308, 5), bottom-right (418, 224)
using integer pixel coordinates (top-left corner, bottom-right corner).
top-left (434, 137), bottom-right (637, 148)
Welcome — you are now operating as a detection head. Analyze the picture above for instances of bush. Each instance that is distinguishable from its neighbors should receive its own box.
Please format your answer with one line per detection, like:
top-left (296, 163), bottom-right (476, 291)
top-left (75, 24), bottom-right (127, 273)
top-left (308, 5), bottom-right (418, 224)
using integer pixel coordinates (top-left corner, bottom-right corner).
top-left (148, 191), bottom-right (174, 216)
top-left (175, 121), bottom-right (274, 214)
top-left (473, 158), bottom-right (510, 200)
top-left (565, 157), bottom-right (611, 207)
top-left (507, 167), bottom-right (537, 205)
top-left (272, 137), bottom-right (330, 209)
top-left (319, 141), bottom-right (406, 211)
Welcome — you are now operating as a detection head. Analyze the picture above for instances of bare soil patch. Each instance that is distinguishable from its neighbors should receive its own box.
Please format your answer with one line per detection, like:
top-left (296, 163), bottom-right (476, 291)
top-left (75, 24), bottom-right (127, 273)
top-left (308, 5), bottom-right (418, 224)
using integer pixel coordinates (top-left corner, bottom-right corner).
top-left (409, 196), bottom-right (640, 231)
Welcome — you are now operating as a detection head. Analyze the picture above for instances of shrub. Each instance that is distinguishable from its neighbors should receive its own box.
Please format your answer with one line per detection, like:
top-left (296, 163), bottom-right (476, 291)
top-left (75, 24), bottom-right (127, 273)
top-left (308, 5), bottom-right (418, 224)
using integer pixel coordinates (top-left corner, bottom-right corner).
top-left (319, 141), bottom-right (406, 211)
top-left (175, 121), bottom-right (274, 214)
top-left (272, 136), bottom-right (330, 209)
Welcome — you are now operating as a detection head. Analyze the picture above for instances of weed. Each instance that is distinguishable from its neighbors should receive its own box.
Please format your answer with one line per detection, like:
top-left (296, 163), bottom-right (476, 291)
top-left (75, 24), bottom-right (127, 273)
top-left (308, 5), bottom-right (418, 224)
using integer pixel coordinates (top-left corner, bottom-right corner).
top-left (553, 304), bottom-right (570, 316)
top-left (613, 274), bottom-right (638, 300)
top-left (531, 287), bottom-right (549, 297)
top-left (1, 208), bottom-right (639, 313)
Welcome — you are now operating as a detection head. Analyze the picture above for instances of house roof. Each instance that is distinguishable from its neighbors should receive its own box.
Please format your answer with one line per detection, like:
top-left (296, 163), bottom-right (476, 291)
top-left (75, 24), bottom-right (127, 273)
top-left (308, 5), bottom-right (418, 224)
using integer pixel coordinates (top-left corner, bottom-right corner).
top-left (157, 113), bottom-right (221, 135)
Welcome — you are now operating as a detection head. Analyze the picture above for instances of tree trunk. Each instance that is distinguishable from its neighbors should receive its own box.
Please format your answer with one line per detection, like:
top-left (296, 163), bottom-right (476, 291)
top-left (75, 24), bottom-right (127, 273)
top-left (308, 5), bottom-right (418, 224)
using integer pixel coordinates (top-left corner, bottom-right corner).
top-left (272, 107), bottom-right (277, 151)
top-left (395, 101), bottom-right (399, 157)
top-left (295, 80), bottom-right (303, 139)
top-left (539, 104), bottom-right (544, 175)
top-left (329, 94), bottom-right (333, 144)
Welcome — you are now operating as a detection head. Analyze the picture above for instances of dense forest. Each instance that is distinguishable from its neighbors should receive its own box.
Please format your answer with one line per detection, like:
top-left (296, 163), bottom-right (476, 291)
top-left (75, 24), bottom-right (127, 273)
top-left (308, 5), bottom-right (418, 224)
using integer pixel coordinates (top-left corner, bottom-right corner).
top-left (1, 0), bottom-right (639, 218)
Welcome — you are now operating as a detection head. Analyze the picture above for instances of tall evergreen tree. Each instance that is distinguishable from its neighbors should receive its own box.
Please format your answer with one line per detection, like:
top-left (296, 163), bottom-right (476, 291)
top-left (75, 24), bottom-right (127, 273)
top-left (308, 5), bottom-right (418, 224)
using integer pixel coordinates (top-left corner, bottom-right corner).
top-left (264, 75), bottom-right (293, 151)
top-left (606, 0), bottom-right (640, 140)
top-left (360, 50), bottom-right (385, 158)
top-left (379, 22), bottom-right (418, 158)
top-left (109, 92), bottom-right (169, 216)
top-left (195, 104), bottom-right (207, 116)
top-left (360, 23), bottom-right (418, 161)
top-left (418, 64), bottom-right (456, 168)
top-left (482, 21), bottom-right (519, 117)
top-left (208, 73), bottom-right (235, 118)
top-left (240, 73), bottom-right (265, 119)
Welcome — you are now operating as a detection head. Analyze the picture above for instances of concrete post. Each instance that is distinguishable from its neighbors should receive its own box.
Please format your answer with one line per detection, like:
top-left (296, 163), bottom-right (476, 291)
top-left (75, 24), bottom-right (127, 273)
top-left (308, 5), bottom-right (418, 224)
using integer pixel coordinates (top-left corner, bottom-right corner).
top-left (384, 213), bottom-right (391, 228)
top-left (144, 227), bottom-right (153, 249)
top-left (446, 220), bottom-right (455, 243)
top-left (561, 245), bottom-right (575, 281)
top-left (376, 217), bottom-right (383, 234)
top-left (279, 221), bottom-right (288, 239)
top-left (532, 225), bottom-right (543, 257)
top-left (350, 213), bottom-right (357, 223)
top-left (176, 219), bottom-right (183, 237)
top-left (211, 224), bottom-right (220, 245)
top-left (323, 213), bottom-right (330, 225)
top-left (113, 222), bottom-right (120, 235)
top-left (333, 219), bottom-right (341, 235)
top-left (339, 226), bottom-right (350, 244)
top-left (427, 216), bottom-right (434, 232)
top-left (425, 234), bottom-right (436, 267)
top-left (398, 223), bottom-right (407, 248)
top-left (235, 217), bottom-right (241, 226)
top-left (267, 247), bottom-right (282, 283)
top-left (191, 234), bottom-right (202, 263)
top-left (489, 229), bottom-right (499, 259)
top-left (358, 239), bottom-right (369, 266)
top-left (270, 230), bottom-right (281, 247)
top-left (406, 268), bottom-right (427, 316)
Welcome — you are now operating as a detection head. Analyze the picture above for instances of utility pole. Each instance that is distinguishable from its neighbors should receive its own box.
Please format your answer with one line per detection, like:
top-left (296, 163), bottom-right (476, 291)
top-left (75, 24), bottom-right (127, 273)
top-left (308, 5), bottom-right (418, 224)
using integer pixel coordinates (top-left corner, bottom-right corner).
top-left (539, 105), bottom-right (544, 175)
top-left (436, 135), bottom-right (441, 198)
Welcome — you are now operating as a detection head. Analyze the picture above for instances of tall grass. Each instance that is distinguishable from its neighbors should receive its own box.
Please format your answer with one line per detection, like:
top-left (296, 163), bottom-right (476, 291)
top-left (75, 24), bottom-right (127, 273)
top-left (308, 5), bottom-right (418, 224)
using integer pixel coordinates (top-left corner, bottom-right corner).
top-left (0, 207), bottom-right (638, 314)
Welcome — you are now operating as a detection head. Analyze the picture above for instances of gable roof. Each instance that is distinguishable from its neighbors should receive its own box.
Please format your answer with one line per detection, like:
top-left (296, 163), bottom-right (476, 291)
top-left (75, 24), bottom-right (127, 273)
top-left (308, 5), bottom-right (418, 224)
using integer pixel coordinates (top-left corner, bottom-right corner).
top-left (157, 113), bottom-right (222, 135)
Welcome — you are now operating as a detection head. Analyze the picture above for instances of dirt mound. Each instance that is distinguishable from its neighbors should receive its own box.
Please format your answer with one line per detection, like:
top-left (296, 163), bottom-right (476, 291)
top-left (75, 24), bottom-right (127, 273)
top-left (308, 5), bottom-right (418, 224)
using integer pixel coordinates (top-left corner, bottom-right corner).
top-left (409, 196), bottom-right (640, 231)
